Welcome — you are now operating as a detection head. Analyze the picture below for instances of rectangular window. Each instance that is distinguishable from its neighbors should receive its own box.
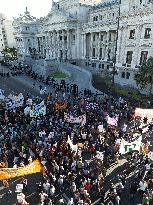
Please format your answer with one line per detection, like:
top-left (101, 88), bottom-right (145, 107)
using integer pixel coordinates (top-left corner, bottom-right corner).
top-left (126, 51), bottom-right (133, 64)
top-left (140, 51), bottom-right (148, 65)
top-left (100, 48), bottom-right (102, 57)
top-left (102, 64), bottom-right (104, 69)
top-left (144, 28), bottom-right (151, 39)
top-left (92, 48), bottom-right (96, 57)
top-left (121, 72), bottom-right (125, 78)
top-left (59, 36), bottom-right (62, 41)
top-left (109, 33), bottom-right (111, 42)
top-left (129, 29), bottom-right (135, 39)
top-left (126, 72), bottom-right (130, 79)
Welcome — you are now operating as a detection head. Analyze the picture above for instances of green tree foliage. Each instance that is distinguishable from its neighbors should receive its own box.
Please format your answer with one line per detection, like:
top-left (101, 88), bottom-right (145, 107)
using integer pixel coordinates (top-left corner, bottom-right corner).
top-left (135, 57), bottom-right (153, 95)
top-left (1, 47), bottom-right (17, 60)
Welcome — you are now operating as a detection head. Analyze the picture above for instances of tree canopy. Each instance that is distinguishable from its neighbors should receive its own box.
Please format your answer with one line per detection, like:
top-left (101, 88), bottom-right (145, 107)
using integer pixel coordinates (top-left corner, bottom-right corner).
top-left (135, 57), bottom-right (153, 95)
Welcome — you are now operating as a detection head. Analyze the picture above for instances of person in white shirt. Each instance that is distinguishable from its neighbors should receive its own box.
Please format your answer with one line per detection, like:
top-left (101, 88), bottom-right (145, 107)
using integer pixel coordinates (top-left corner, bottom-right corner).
top-left (50, 184), bottom-right (55, 197)
top-left (67, 198), bottom-right (74, 205)
top-left (139, 179), bottom-right (148, 195)
top-left (43, 181), bottom-right (50, 195)
top-left (58, 175), bottom-right (64, 191)
top-left (39, 191), bottom-right (48, 203)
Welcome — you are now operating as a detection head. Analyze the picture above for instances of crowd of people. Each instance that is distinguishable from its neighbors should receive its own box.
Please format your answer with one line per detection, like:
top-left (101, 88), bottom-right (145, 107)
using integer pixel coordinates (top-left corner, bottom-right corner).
top-left (0, 62), bottom-right (152, 205)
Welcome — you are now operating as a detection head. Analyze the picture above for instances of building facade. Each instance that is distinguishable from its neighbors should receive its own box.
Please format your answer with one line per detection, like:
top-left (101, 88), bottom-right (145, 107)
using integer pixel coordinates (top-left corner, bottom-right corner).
top-left (13, 0), bottom-right (153, 88)
top-left (0, 14), bottom-right (16, 55)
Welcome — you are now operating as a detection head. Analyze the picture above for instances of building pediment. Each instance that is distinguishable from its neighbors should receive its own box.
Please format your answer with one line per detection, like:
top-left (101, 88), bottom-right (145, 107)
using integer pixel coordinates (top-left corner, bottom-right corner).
top-left (13, 8), bottom-right (37, 25)
top-left (44, 10), bottom-right (77, 25)
top-left (126, 43), bottom-right (136, 47)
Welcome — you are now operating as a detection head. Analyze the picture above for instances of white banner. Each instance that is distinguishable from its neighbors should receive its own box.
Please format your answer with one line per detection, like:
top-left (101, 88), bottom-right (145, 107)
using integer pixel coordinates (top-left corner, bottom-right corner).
top-left (135, 108), bottom-right (153, 119)
top-left (27, 98), bottom-right (33, 105)
top-left (24, 106), bottom-right (31, 115)
top-left (67, 136), bottom-right (78, 152)
top-left (64, 114), bottom-right (86, 126)
top-left (7, 93), bottom-right (24, 108)
top-left (29, 101), bottom-right (46, 117)
top-left (119, 136), bottom-right (142, 155)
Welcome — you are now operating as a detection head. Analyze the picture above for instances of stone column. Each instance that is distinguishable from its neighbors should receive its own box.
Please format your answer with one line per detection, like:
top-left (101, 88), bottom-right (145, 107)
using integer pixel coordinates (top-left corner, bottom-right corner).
top-left (57, 30), bottom-right (60, 59)
top-left (104, 31), bottom-right (109, 60)
top-left (62, 30), bottom-right (65, 60)
top-left (90, 32), bottom-right (93, 58)
top-left (97, 32), bottom-right (100, 59)
top-left (67, 29), bottom-right (70, 60)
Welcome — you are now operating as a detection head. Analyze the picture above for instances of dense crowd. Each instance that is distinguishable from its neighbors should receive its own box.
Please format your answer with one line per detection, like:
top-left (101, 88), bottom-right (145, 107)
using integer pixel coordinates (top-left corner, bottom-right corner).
top-left (0, 63), bottom-right (152, 205)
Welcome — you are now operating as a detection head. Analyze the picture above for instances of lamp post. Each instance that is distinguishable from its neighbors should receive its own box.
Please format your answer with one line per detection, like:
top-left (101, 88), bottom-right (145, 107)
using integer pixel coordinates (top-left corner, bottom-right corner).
top-left (112, 0), bottom-right (121, 85)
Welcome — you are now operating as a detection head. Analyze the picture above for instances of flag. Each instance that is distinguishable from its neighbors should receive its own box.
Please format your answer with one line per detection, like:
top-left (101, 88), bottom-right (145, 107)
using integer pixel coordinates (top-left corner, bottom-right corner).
top-left (119, 136), bottom-right (142, 154)
top-left (106, 115), bottom-right (118, 126)
top-left (0, 160), bottom-right (42, 180)
top-left (54, 102), bottom-right (67, 110)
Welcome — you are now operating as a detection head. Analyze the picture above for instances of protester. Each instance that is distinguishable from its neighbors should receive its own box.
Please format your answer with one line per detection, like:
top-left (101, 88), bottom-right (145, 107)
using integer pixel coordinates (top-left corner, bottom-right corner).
top-left (0, 63), bottom-right (152, 205)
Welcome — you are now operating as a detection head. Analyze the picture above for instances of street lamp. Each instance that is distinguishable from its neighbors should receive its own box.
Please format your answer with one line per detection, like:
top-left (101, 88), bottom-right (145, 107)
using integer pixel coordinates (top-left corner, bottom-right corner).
top-left (112, 0), bottom-right (121, 85)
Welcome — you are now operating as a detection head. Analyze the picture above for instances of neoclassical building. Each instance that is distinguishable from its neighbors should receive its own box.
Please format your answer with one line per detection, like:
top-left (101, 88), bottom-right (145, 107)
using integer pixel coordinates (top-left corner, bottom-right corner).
top-left (13, 0), bottom-right (153, 88)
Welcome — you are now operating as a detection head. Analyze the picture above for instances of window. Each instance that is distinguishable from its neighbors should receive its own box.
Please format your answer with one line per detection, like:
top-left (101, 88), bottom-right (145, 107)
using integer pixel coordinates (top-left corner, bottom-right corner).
top-left (100, 48), bottom-right (102, 57)
top-left (101, 35), bottom-right (104, 41)
top-left (85, 62), bottom-right (88, 66)
top-left (59, 36), bottom-right (62, 41)
top-left (28, 39), bottom-right (30, 42)
top-left (144, 28), bottom-right (151, 39)
top-left (109, 33), bottom-right (111, 41)
top-left (107, 65), bottom-right (109, 69)
top-left (99, 64), bottom-right (101, 68)
top-left (126, 72), bottom-right (130, 79)
top-left (129, 29), bottom-right (135, 39)
top-left (93, 16), bottom-right (98, 21)
top-left (102, 64), bottom-right (104, 69)
top-left (140, 51), bottom-right (148, 65)
top-left (93, 35), bottom-right (96, 41)
top-left (73, 35), bottom-right (75, 41)
top-left (121, 72), bottom-right (125, 78)
top-left (64, 36), bottom-right (67, 41)
top-left (126, 51), bottom-right (133, 64)
top-left (112, 13), bottom-right (115, 17)
top-left (92, 48), bottom-right (96, 57)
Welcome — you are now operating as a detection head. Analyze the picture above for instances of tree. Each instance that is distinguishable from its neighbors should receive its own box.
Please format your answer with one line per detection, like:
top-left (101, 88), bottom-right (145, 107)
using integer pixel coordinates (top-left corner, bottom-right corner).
top-left (135, 57), bottom-right (153, 95)
top-left (1, 47), bottom-right (9, 61)
top-left (1, 47), bottom-right (17, 61)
